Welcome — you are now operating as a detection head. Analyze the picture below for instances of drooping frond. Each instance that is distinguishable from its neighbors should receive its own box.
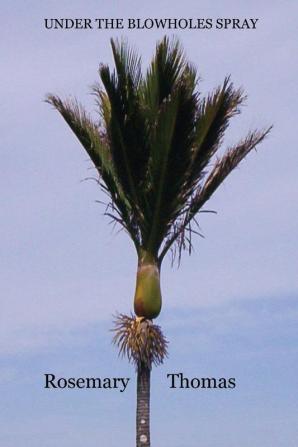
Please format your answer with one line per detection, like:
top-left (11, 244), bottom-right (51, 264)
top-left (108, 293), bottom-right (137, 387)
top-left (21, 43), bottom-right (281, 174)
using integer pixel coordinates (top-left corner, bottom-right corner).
top-left (112, 314), bottom-right (168, 369)
top-left (45, 94), bottom-right (140, 247)
top-left (159, 126), bottom-right (272, 262)
top-left (46, 95), bottom-right (110, 175)
top-left (193, 128), bottom-right (272, 211)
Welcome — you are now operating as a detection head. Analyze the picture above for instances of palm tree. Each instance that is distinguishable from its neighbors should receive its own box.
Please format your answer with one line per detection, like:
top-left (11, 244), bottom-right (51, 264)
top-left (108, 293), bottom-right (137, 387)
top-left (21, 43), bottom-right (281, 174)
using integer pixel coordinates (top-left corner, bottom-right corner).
top-left (46, 36), bottom-right (271, 447)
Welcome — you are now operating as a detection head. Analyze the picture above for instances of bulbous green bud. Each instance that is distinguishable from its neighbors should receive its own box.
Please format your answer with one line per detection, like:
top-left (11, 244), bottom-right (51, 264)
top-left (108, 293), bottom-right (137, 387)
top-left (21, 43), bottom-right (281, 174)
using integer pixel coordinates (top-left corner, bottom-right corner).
top-left (133, 250), bottom-right (162, 319)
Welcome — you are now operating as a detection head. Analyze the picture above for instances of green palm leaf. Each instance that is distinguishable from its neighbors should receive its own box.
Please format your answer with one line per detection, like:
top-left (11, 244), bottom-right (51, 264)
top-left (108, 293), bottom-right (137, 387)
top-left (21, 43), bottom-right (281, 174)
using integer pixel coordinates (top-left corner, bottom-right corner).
top-left (159, 127), bottom-right (272, 262)
top-left (98, 40), bottom-right (149, 197)
top-left (187, 78), bottom-right (245, 189)
top-left (45, 94), bottom-right (140, 247)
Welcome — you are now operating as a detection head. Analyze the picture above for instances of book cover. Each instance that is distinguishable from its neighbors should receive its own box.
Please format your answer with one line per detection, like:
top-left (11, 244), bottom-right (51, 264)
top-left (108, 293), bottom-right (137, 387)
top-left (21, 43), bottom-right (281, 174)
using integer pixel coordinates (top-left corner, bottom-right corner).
top-left (1, 2), bottom-right (297, 446)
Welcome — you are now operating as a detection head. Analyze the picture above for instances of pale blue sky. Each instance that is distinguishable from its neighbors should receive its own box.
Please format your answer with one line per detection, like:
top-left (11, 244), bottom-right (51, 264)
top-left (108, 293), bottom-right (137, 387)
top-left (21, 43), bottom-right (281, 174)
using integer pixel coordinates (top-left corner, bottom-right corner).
top-left (1, 1), bottom-right (298, 446)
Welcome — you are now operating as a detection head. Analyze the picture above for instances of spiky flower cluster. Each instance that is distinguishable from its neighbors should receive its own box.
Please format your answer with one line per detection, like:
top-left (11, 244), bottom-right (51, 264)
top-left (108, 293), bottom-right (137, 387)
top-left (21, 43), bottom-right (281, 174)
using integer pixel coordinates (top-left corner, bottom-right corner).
top-left (112, 314), bottom-right (168, 369)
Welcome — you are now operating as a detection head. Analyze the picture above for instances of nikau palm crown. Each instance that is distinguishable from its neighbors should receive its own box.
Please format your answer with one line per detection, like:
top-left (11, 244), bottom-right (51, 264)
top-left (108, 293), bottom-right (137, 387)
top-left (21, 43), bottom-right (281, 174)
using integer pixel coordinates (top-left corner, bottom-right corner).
top-left (47, 37), bottom-right (270, 321)
top-left (47, 36), bottom-right (271, 447)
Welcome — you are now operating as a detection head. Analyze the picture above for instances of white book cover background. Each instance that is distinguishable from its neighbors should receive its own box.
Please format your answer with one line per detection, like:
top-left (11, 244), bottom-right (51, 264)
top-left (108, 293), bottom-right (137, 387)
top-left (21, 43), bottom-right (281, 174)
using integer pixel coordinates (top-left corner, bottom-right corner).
top-left (1, 1), bottom-right (297, 446)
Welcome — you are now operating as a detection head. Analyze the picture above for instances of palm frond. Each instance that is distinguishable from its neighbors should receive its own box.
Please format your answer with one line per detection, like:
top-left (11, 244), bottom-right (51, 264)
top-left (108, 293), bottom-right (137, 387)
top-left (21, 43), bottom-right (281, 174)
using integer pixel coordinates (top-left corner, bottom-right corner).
top-left (141, 36), bottom-right (189, 121)
top-left (92, 87), bottom-right (111, 129)
top-left (192, 127), bottom-right (272, 211)
top-left (145, 72), bottom-right (199, 254)
top-left (46, 95), bottom-right (109, 172)
top-left (99, 40), bottom-right (149, 196)
top-left (159, 126), bottom-right (272, 261)
top-left (45, 94), bottom-right (141, 247)
top-left (187, 78), bottom-right (245, 188)
top-left (110, 38), bottom-right (142, 89)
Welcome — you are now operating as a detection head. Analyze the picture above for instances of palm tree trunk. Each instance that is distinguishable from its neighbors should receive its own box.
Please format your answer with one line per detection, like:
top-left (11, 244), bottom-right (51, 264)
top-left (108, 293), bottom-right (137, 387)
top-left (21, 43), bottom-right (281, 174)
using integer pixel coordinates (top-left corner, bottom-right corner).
top-left (136, 364), bottom-right (151, 447)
